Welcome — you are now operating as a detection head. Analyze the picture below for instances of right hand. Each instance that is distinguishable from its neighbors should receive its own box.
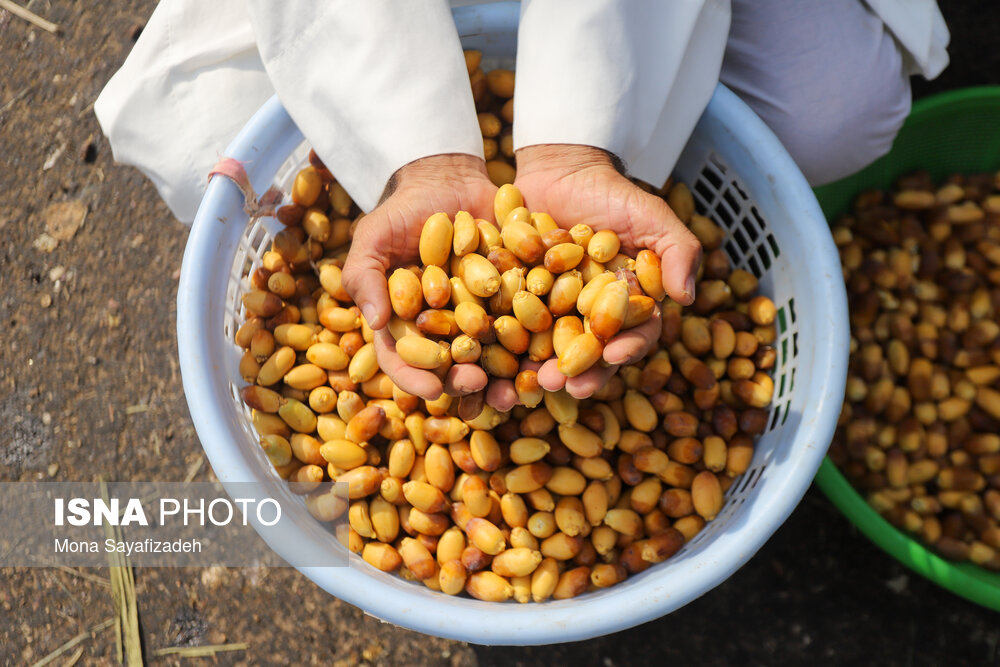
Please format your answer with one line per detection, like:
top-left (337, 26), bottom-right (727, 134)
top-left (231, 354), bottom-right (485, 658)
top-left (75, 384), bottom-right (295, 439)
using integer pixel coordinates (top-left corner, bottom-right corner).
top-left (341, 153), bottom-right (497, 401)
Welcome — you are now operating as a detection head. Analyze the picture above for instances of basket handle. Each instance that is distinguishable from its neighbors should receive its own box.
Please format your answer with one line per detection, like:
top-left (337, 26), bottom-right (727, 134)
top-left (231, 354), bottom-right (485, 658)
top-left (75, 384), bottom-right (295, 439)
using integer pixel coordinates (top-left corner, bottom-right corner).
top-left (208, 157), bottom-right (284, 220)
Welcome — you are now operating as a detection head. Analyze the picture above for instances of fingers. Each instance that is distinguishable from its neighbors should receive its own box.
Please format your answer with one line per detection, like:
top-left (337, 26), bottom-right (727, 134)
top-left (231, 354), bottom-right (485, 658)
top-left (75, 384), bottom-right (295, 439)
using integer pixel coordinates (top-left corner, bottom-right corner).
top-left (565, 364), bottom-right (618, 399)
top-left (485, 358), bottom-right (543, 410)
top-left (658, 236), bottom-right (702, 307)
top-left (519, 359), bottom-right (543, 374)
top-left (536, 358), bottom-right (567, 393)
top-left (342, 256), bottom-right (391, 329)
top-left (372, 329), bottom-right (443, 400)
top-left (342, 221), bottom-right (392, 330)
top-left (444, 363), bottom-right (488, 396)
top-left (485, 380), bottom-right (518, 412)
top-left (629, 190), bottom-right (702, 307)
top-left (539, 357), bottom-right (616, 399)
top-left (537, 310), bottom-right (655, 399)
top-left (603, 306), bottom-right (661, 366)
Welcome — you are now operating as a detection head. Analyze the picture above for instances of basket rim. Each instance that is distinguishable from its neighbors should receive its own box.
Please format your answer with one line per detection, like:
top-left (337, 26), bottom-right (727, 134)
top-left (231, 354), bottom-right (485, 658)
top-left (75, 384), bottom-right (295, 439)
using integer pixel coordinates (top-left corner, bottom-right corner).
top-left (815, 460), bottom-right (1000, 609)
top-left (907, 84), bottom-right (1000, 117)
top-left (177, 6), bottom-right (848, 639)
top-left (813, 84), bottom-right (1000, 611)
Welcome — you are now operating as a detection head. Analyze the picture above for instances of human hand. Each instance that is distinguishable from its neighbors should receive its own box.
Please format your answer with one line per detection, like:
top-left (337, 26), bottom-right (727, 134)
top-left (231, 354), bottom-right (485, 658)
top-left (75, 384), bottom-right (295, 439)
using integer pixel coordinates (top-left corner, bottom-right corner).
top-left (483, 358), bottom-right (543, 413)
top-left (511, 144), bottom-right (702, 399)
top-left (342, 154), bottom-right (497, 400)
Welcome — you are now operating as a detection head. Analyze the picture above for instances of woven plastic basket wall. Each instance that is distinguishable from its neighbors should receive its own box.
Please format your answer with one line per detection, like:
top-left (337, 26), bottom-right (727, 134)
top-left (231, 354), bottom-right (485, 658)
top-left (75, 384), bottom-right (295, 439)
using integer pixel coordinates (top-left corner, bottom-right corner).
top-left (177, 2), bottom-right (849, 645)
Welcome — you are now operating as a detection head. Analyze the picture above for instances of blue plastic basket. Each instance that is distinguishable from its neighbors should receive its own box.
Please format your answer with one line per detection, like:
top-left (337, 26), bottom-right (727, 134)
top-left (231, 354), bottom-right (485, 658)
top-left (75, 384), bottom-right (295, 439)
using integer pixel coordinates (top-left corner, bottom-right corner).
top-left (177, 1), bottom-right (849, 645)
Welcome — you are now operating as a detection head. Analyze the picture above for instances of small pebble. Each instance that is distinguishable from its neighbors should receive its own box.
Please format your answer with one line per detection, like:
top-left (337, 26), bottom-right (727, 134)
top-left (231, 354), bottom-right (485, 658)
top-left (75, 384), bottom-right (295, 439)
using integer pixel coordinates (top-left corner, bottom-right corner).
top-left (33, 233), bottom-right (58, 253)
top-left (40, 294), bottom-right (52, 308)
top-left (47, 463), bottom-right (59, 477)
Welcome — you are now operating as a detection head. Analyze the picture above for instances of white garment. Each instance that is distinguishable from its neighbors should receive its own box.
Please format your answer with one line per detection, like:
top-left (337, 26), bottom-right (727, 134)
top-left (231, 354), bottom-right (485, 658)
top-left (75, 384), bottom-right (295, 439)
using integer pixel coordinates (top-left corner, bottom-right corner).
top-left (94, 0), bottom-right (949, 224)
top-left (720, 0), bottom-right (919, 186)
top-left (513, 0), bottom-right (731, 186)
top-left (866, 0), bottom-right (949, 78)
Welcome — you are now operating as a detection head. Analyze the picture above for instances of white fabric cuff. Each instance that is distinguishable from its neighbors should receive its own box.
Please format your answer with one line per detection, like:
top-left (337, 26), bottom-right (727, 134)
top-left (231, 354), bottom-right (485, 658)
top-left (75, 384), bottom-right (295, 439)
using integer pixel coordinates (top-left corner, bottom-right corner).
top-left (865, 0), bottom-right (950, 79)
top-left (94, 0), bottom-right (275, 223)
top-left (512, 0), bottom-right (730, 187)
top-left (245, 0), bottom-right (484, 212)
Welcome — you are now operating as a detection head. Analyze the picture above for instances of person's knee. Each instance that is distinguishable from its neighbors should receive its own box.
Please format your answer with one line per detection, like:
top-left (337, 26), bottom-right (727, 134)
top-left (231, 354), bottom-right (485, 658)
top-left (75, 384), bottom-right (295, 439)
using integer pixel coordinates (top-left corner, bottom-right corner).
top-left (768, 35), bottom-right (911, 186)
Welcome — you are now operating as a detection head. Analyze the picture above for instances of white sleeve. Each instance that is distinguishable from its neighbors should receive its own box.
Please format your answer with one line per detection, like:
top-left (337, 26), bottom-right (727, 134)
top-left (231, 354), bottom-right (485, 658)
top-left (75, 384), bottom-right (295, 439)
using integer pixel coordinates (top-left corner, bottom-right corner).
top-left (94, 0), bottom-right (276, 224)
top-left (513, 0), bottom-right (731, 188)
top-left (244, 0), bottom-right (484, 212)
top-left (865, 0), bottom-right (949, 79)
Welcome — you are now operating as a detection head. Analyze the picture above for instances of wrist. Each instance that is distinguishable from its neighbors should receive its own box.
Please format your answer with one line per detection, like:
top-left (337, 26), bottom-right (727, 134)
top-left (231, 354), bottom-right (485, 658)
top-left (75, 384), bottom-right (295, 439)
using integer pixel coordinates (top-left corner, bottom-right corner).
top-left (515, 144), bottom-right (623, 183)
top-left (392, 153), bottom-right (488, 190)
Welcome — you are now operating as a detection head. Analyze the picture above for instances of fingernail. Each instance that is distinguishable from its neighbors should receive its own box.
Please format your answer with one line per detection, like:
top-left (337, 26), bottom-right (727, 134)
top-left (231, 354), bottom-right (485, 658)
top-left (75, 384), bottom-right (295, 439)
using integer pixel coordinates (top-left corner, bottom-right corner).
top-left (361, 304), bottom-right (378, 327)
top-left (684, 275), bottom-right (697, 302)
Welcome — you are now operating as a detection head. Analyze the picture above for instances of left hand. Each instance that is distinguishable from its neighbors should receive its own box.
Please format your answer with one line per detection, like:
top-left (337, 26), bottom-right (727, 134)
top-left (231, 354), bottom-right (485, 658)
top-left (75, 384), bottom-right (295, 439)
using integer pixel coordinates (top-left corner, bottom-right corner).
top-left (506, 144), bottom-right (702, 400)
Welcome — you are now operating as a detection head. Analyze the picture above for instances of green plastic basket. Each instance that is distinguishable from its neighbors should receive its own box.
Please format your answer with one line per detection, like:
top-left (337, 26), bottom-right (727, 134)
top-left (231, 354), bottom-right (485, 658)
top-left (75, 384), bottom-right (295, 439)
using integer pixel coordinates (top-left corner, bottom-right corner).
top-left (813, 86), bottom-right (1000, 611)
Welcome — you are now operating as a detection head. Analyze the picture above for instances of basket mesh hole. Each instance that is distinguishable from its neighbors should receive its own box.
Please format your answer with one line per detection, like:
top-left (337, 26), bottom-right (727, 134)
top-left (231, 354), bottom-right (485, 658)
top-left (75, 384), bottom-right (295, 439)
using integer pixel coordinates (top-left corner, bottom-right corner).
top-left (695, 179), bottom-right (716, 204)
top-left (731, 181), bottom-right (749, 201)
top-left (734, 466), bottom-right (764, 495)
top-left (723, 188), bottom-right (743, 215)
top-left (703, 167), bottom-right (723, 189)
top-left (770, 405), bottom-right (782, 430)
top-left (724, 239), bottom-right (738, 262)
top-left (759, 245), bottom-right (772, 271)
top-left (766, 233), bottom-right (780, 258)
top-left (733, 228), bottom-right (749, 253)
top-left (715, 201), bottom-right (734, 227)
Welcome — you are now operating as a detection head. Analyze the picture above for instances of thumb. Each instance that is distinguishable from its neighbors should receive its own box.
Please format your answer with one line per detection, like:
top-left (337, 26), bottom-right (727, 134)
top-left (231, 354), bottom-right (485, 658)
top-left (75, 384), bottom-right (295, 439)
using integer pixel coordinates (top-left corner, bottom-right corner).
top-left (630, 192), bottom-right (702, 306)
top-left (342, 250), bottom-right (391, 330)
top-left (656, 234), bottom-right (702, 306)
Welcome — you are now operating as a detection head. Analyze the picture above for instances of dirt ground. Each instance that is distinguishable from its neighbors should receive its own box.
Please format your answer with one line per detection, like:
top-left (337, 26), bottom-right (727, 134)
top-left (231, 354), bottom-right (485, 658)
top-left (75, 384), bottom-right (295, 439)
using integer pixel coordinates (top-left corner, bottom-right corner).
top-left (1, 2), bottom-right (999, 665)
